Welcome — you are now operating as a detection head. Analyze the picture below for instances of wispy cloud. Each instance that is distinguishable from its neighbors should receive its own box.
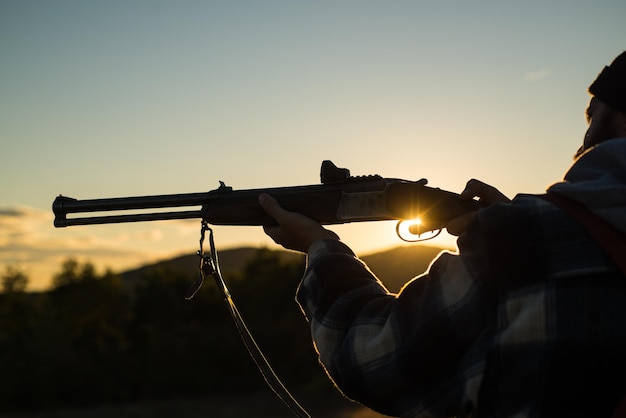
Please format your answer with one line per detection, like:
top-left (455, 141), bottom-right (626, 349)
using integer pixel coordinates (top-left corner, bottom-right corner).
top-left (0, 205), bottom-right (53, 248)
top-left (524, 68), bottom-right (550, 82)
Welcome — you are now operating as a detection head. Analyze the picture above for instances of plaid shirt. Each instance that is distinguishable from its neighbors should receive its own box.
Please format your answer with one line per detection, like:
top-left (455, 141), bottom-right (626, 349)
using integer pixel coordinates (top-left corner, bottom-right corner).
top-left (297, 194), bottom-right (626, 417)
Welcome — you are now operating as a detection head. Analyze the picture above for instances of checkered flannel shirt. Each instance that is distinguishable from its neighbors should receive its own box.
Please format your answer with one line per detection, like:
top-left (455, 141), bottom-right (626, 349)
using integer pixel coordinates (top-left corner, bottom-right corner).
top-left (297, 195), bottom-right (626, 417)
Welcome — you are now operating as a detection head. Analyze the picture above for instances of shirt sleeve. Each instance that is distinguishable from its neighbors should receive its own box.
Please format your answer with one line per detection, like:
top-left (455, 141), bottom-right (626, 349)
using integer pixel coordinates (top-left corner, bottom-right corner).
top-left (296, 238), bottom-right (495, 417)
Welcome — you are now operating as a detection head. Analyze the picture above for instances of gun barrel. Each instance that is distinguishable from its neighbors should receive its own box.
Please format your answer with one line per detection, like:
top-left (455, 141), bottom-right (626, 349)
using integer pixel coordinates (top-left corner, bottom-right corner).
top-left (52, 180), bottom-right (377, 228)
top-left (52, 193), bottom-right (209, 227)
top-left (55, 210), bottom-right (204, 227)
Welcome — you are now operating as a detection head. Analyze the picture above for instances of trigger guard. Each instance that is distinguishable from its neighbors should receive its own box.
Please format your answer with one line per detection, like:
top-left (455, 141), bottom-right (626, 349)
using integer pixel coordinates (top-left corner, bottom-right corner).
top-left (396, 220), bottom-right (442, 242)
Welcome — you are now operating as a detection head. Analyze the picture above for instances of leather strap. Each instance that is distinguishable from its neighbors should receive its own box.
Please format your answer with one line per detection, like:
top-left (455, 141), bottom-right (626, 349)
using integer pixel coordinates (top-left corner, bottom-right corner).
top-left (541, 192), bottom-right (626, 275)
top-left (541, 192), bottom-right (626, 418)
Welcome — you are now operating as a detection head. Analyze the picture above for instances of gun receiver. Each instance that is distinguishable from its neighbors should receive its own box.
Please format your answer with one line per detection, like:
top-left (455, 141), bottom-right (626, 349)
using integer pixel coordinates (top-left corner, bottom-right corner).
top-left (53, 161), bottom-right (479, 240)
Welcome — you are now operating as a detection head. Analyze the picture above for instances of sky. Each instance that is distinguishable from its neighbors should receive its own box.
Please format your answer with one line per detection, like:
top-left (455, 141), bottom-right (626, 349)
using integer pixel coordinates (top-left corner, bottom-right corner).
top-left (1, 0), bottom-right (625, 290)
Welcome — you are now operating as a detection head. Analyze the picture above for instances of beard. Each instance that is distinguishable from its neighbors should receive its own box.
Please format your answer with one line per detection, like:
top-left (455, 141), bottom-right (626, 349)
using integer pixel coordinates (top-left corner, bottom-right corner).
top-left (575, 106), bottom-right (624, 159)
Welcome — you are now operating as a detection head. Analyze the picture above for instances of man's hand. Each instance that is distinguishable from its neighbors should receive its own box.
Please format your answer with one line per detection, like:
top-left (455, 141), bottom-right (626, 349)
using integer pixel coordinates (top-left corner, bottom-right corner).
top-left (259, 193), bottom-right (339, 253)
top-left (446, 179), bottom-right (511, 236)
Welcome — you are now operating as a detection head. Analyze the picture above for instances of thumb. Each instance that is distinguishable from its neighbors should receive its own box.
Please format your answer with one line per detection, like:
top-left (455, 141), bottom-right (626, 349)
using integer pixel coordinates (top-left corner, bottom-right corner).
top-left (258, 193), bottom-right (286, 221)
top-left (446, 211), bottom-right (477, 236)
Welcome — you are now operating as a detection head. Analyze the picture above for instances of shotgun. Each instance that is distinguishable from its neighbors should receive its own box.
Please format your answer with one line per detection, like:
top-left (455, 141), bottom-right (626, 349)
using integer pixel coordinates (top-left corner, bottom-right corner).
top-left (53, 160), bottom-right (479, 241)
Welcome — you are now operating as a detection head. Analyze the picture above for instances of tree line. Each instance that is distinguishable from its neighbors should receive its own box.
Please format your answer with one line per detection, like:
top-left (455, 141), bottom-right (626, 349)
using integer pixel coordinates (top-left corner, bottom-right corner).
top-left (0, 249), bottom-right (332, 412)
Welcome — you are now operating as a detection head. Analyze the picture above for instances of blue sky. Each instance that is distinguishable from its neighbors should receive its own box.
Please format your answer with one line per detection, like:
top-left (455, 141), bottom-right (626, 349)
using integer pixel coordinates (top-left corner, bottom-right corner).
top-left (1, 0), bottom-right (625, 289)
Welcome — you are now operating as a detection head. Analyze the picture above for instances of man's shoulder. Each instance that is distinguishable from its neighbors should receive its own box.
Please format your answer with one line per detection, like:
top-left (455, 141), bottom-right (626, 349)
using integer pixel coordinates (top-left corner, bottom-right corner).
top-left (475, 193), bottom-right (557, 234)
top-left (467, 192), bottom-right (616, 278)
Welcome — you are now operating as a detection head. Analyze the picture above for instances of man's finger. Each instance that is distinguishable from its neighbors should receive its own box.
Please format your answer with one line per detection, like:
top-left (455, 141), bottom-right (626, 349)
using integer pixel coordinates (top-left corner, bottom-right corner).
top-left (446, 211), bottom-right (478, 236)
top-left (258, 193), bottom-right (285, 221)
top-left (460, 179), bottom-right (510, 205)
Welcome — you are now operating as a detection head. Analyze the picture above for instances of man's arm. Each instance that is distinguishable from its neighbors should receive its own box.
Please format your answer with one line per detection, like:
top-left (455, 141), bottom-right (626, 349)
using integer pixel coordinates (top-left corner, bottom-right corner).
top-left (258, 190), bottom-right (499, 416)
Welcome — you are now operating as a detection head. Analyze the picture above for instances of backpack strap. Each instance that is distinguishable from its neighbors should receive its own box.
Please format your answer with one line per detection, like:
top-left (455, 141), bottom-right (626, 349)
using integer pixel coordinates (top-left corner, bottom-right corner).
top-left (540, 193), bottom-right (626, 418)
top-left (540, 192), bottom-right (626, 276)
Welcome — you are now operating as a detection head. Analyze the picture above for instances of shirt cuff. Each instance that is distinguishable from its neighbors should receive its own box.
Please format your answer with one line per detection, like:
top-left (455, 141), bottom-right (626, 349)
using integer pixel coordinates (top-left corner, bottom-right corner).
top-left (306, 238), bottom-right (355, 267)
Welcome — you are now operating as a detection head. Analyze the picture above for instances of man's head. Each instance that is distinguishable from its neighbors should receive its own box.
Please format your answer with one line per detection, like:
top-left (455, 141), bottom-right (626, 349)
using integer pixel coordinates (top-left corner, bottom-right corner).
top-left (576, 51), bottom-right (626, 158)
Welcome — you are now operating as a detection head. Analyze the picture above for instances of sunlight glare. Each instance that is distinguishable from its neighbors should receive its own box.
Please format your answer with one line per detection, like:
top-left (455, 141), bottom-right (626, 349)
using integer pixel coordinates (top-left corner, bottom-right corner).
top-left (407, 218), bottom-right (423, 236)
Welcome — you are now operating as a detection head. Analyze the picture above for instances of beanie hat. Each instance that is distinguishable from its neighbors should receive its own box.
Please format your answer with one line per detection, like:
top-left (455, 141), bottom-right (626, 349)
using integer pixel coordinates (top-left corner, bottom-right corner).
top-left (588, 50), bottom-right (626, 112)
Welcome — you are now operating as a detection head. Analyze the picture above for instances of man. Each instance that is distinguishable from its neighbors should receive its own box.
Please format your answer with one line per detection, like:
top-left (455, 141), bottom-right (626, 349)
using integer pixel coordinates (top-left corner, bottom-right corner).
top-left (259, 51), bottom-right (626, 417)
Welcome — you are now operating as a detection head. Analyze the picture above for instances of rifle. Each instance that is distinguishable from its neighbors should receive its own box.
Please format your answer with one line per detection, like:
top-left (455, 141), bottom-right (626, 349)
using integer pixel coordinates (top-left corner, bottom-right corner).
top-left (53, 160), bottom-right (479, 240)
top-left (51, 160), bottom-right (480, 417)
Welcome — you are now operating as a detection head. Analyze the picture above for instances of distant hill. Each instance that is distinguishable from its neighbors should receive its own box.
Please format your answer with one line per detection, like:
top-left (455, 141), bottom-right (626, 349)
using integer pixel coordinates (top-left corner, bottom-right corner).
top-left (119, 247), bottom-right (304, 285)
top-left (120, 244), bottom-right (452, 293)
top-left (361, 245), bottom-right (451, 292)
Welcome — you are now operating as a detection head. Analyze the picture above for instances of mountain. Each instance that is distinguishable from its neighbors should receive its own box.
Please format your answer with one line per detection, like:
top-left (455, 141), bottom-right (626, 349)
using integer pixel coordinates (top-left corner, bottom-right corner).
top-left (120, 244), bottom-right (452, 293)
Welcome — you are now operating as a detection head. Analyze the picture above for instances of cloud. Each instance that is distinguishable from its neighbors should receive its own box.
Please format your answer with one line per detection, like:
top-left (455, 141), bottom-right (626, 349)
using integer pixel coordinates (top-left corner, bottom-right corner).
top-left (0, 205), bottom-right (51, 224)
top-left (0, 205), bottom-right (193, 290)
top-left (524, 69), bottom-right (550, 82)
top-left (0, 207), bottom-right (29, 217)
top-left (0, 205), bottom-right (52, 245)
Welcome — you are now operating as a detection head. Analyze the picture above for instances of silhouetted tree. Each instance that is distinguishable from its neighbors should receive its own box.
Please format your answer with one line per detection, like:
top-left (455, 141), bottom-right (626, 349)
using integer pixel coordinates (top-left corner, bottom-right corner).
top-left (0, 251), bottom-right (330, 412)
top-left (51, 258), bottom-right (98, 288)
top-left (0, 267), bottom-right (50, 408)
top-left (46, 259), bottom-right (134, 404)
top-left (1, 265), bottom-right (29, 294)
top-left (226, 249), bottom-right (318, 384)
